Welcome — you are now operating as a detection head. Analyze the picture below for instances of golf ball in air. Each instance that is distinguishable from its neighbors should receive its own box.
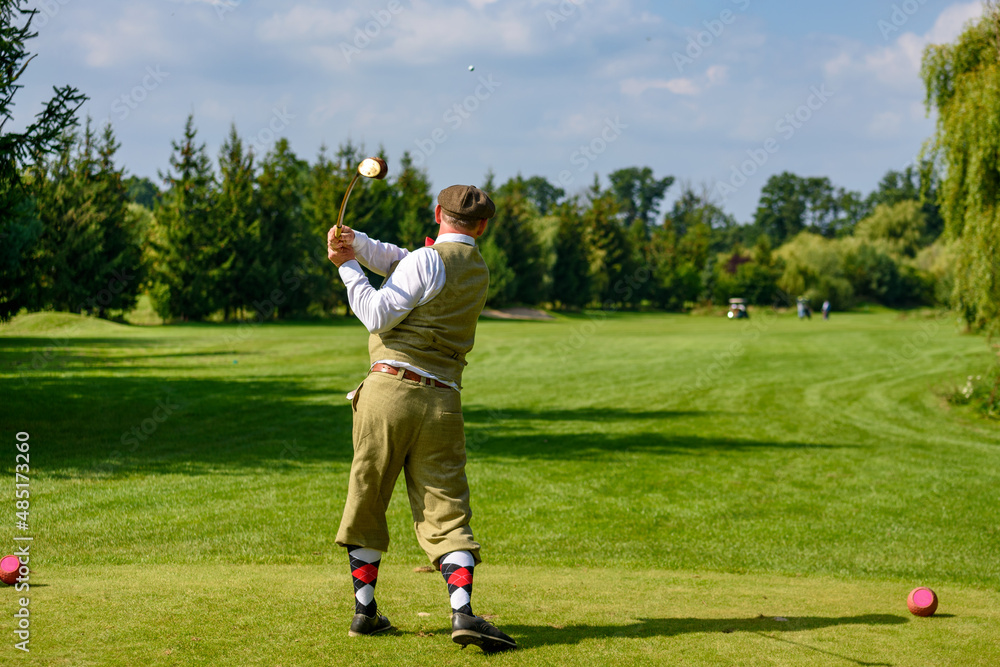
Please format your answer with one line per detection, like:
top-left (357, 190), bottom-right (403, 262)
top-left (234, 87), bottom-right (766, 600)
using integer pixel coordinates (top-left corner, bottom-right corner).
top-left (468, 65), bottom-right (475, 71)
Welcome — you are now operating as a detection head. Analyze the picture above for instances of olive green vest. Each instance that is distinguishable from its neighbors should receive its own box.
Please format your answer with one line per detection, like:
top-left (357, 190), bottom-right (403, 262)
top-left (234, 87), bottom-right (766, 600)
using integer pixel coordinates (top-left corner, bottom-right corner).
top-left (368, 242), bottom-right (489, 388)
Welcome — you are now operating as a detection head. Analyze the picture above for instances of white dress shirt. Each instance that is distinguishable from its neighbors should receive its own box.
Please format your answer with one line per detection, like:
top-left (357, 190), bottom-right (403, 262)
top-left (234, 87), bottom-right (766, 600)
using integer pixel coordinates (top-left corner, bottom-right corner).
top-left (338, 231), bottom-right (477, 392)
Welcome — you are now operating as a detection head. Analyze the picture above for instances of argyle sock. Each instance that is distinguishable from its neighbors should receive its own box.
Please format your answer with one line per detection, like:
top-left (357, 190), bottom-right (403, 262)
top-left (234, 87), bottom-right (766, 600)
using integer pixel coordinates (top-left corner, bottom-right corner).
top-left (441, 551), bottom-right (475, 615)
top-left (347, 546), bottom-right (382, 616)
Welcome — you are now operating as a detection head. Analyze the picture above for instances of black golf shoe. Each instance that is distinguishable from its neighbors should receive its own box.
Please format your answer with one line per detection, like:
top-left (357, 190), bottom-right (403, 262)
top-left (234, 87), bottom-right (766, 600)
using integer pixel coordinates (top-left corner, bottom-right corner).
top-left (348, 613), bottom-right (394, 637)
top-left (451, 613), bottom-right (518, 653)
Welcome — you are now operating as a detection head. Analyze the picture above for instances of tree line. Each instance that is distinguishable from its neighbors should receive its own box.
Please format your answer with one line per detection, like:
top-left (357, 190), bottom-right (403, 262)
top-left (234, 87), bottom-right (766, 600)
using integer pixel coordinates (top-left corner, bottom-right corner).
top-left (7, 113), bottom-right (951, 322)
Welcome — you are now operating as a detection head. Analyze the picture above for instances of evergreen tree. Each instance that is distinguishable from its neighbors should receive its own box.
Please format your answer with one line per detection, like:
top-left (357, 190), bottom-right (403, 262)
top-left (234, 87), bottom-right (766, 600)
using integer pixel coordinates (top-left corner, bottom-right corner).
top-left (29, 121), bottom-right (140, 317)
top-left (479, 236), bottom-right (515, 306)
top-left (394, 151), bottom-right (434, 248)
top-left (335, 142), bottom-right (398, 246)
top-left (215, 124), bottom-right (258, 320)
top-left (257, 138), bottom-right (310, 317)
top-left (91, 123), bottom-right (145, 316)
top-left (150, 115), bottom-right (218, 321)
top-left (0, 179), bottom-right (39, 319)
top-left (583, 176), bottom-right (630, 307)
top-left (483, 176), bottom-right (547, 305)
top-left (303, 146), bottom-right (347, 315)
top-left (625, 217), bottom-right (651, 306)
top-left (30, 131), bottom-right (100, 313)
top-left (0, 0), bottom-right (86, 321)
top-left (550, 199), bottom-right (590, 309)
top-left (922, 4), bottom-right (1000, 331)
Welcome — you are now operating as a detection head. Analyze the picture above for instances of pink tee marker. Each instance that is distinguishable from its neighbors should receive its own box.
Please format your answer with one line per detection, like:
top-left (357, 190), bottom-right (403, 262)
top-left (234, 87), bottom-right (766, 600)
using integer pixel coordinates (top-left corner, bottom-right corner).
top-left (907, 587), bottom-right (939, 616)
top-left (0, 555), bottom-right (20, 586)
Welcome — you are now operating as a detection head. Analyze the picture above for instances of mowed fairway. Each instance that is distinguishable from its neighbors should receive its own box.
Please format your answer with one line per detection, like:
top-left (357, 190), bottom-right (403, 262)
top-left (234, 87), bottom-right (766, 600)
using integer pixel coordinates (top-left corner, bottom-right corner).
top-left (1, 309), bottom-right (998, 666)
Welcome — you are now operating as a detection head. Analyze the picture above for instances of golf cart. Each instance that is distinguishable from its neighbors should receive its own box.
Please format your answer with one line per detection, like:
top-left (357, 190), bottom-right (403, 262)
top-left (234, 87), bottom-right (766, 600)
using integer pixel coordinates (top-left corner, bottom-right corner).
top-left (727, 298), bottom-right (749, 319)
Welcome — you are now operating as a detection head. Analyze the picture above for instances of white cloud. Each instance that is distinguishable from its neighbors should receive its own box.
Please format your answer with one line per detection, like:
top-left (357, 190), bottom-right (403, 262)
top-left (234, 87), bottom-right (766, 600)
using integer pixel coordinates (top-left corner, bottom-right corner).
top-left (665, 78), bottom-right (701, 96)
top-left (706, 65), bottom-right (728, 85)
top-left (927, 1), bottom-right (984, 43)
top-left (621, 77), bottom-right (696, 96)
top-left (257, 6), bottom-right (359, 42)
top-left (622, 65), bottom-right (729, 97)
top-left (391, 3), bottom-right (537, 62)
top-left (259, 0), bottom-right (543, 71)
top-left (826, 1), bottom-right (983, 88)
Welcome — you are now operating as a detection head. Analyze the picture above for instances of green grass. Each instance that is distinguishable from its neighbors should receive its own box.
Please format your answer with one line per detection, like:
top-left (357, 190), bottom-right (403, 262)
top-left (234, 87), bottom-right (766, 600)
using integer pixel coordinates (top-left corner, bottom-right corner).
top-left (1, 308), bottom-right (999, 665)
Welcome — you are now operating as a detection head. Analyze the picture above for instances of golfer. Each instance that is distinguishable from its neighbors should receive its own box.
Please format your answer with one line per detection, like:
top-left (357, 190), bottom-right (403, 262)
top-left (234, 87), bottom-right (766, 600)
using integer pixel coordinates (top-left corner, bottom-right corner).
top-left (326, 184), bottom-right (517, 653)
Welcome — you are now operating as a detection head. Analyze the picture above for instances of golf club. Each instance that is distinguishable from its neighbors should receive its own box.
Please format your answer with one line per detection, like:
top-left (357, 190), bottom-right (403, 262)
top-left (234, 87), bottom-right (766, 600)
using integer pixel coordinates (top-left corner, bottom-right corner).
top-left (335, 157), bottom-right (388, 238)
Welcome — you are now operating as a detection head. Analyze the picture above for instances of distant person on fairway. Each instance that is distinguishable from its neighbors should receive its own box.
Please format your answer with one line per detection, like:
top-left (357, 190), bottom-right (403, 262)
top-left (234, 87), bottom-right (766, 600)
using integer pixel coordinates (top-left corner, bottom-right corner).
top-left (822, 300), bottom-right (831, 320)
top-left (797, 298), bottom-right (812, 320)
top-left (326, 184), bottom-right (517, 654)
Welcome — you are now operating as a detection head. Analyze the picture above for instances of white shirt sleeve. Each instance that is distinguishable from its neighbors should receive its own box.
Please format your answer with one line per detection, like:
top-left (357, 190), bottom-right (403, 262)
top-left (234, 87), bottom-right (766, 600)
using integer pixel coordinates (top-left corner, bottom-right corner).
top-left (350, 231), bottom-right (410, 276)
top-left (338, 247), bottom-right (446, 333)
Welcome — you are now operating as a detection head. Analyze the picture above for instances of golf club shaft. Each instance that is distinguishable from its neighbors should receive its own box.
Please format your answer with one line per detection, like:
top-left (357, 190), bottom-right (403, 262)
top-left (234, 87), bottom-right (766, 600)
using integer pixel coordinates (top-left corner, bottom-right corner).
top-left (334, 172), bottom-right (362, 238)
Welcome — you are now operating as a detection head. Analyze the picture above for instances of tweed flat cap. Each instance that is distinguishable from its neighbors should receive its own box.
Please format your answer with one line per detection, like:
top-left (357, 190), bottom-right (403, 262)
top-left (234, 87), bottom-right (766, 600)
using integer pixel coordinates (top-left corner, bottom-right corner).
top-left (438, 185), bottom-right (496, 222)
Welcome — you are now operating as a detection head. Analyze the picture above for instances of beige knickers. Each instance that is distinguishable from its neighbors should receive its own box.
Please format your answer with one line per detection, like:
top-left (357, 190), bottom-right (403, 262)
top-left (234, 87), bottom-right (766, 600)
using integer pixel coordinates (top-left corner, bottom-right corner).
top-left (335, 370), bottom-right (481, 566)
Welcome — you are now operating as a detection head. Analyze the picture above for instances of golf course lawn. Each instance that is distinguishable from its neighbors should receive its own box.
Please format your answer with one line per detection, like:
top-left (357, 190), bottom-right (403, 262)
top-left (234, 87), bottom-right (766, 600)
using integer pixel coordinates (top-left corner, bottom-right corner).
top-left (1, 308), bottom-right (998, 665)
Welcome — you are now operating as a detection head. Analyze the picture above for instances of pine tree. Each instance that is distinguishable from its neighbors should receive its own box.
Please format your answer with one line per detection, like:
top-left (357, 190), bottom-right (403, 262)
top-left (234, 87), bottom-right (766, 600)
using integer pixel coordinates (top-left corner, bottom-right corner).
top-left (485, 176), bottom-right (547, 305)
top-left (302, 146), bottom-right (347, 315)
top-left (30, 131), bottom-right (101, 313)
top-left (215, 124), bottom-right (258, 320)
top-left (647, 219), bottom-right (682, 310)
top-left (583, 176), bottom-right (629, 308)
top-left (150, 115), bottom-right (217, 321)
top-left (551, 199), bottom-right (591, 309)
top-left (338, 144), bottom-right (397, 246)
top-left (90, 123), bottom-right (145, 316)
top-left (258, 138), bottom-right (310, 317)
top-left (30, 120), bottom-right (139, 317)
top-left (0, 0), bottom-right (86, 321)
top-left (394, 151), bottom-right (434, 248)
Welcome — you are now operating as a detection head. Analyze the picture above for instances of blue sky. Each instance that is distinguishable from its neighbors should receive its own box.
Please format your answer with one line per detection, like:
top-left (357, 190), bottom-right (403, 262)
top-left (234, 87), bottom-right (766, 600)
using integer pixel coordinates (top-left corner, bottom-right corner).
top-left (14, 0), bottom-right (984, 222)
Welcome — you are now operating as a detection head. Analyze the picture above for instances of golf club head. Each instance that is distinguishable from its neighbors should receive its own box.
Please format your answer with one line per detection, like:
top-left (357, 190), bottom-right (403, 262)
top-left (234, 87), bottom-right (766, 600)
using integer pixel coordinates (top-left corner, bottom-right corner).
top-left (358, 157), bottom-right (388, 180)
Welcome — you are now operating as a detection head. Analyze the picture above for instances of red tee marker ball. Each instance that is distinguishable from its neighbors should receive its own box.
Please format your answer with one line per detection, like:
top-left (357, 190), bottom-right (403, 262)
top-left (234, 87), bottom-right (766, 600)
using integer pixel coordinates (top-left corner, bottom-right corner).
top-left (0, 555), bottom-right (20, 586)
top-left (907, 587), bottom-right (938, 616)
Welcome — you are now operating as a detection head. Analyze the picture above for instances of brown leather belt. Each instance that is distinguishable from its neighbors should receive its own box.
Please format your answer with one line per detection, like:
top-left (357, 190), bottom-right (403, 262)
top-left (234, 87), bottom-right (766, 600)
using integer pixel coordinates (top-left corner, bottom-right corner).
top-left (371, 363), bottom-right (450, 388)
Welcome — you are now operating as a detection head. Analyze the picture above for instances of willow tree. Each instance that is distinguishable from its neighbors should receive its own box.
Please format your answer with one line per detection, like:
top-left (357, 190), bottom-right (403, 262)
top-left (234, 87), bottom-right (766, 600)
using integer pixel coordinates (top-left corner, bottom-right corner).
top-left (922, 3), bottom-right (1000, 332)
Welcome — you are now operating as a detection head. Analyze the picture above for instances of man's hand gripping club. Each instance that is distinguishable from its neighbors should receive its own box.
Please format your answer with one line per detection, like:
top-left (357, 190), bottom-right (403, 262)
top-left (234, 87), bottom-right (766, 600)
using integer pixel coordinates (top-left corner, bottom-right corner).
top-left (328, 225), bottom-right (356, 267)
